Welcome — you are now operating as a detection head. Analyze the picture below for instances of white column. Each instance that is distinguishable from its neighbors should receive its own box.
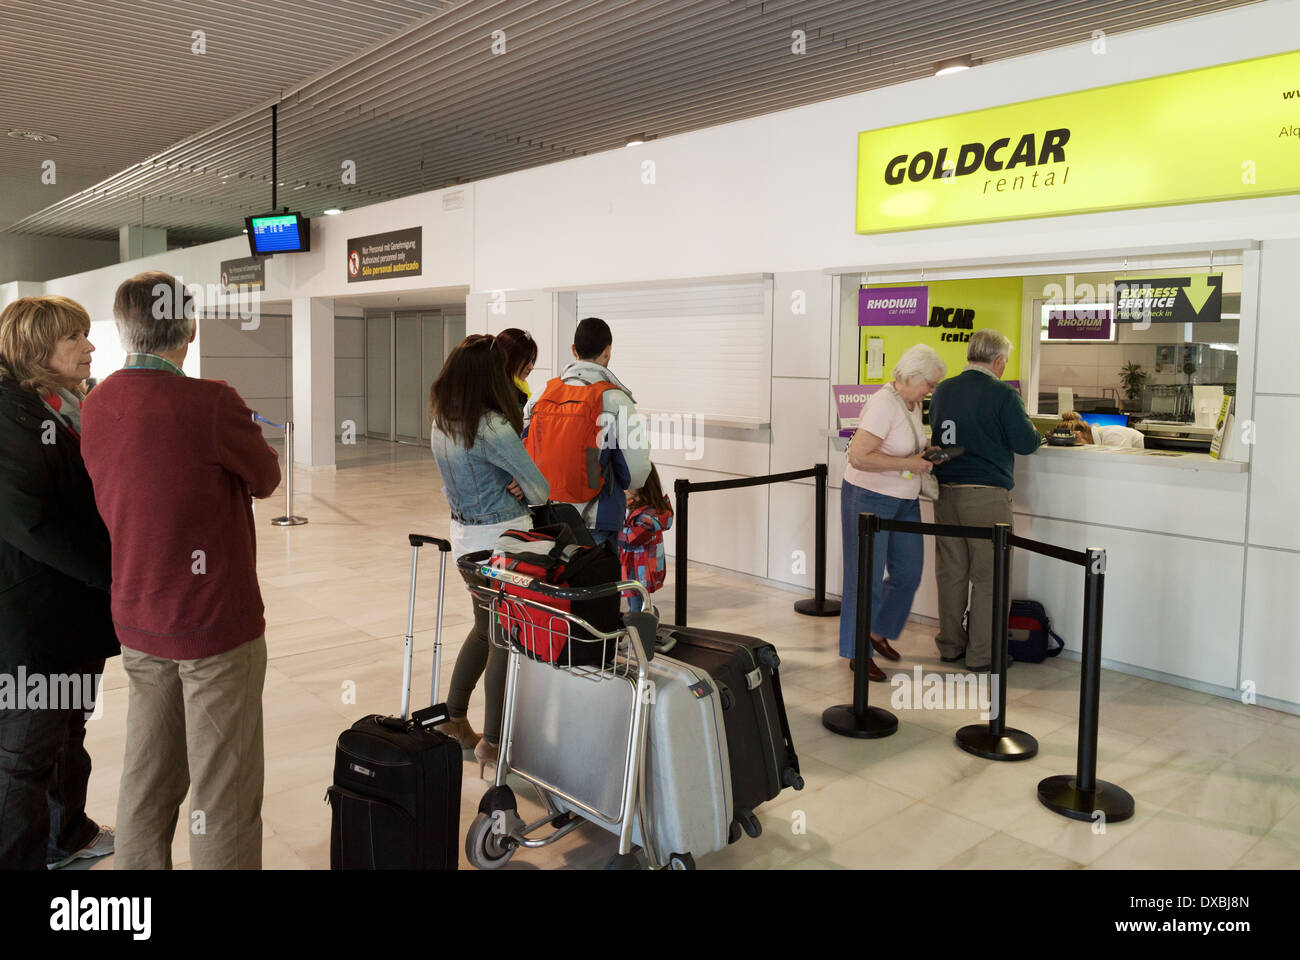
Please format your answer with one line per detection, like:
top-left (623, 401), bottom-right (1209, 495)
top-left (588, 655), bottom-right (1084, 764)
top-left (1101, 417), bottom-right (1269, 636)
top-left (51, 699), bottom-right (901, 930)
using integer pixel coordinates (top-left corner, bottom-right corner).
top-left (291, 297), bottom-right (336, 468)
top-left (118, 225), bottom-right (166, 262)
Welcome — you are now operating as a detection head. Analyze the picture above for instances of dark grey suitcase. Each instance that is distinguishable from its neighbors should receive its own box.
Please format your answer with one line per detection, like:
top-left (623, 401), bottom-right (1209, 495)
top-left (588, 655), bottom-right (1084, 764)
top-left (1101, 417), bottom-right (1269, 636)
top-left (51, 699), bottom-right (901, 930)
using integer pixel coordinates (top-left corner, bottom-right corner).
top-left (657, 624), bottom-right (804, 841)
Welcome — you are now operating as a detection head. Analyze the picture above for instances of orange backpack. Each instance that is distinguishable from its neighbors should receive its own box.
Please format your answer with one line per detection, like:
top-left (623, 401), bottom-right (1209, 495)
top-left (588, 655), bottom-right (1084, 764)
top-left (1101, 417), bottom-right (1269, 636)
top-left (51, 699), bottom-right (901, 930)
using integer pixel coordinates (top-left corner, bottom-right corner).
top-left (524, 378), bottom-right (619, 503)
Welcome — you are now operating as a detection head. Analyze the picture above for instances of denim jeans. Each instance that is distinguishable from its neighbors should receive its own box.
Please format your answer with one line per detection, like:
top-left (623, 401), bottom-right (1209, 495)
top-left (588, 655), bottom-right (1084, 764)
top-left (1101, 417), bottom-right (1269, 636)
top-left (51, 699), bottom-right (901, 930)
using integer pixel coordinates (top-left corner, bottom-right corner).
top-left (839, 482), bottom-right (924, 660)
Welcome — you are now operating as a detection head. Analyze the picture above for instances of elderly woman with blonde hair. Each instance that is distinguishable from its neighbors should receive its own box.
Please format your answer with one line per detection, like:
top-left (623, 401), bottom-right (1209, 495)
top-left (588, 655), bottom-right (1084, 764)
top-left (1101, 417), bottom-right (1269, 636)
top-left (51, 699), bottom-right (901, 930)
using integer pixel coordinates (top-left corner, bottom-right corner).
top-left (0, 296), bottom-right (118, 869)
top-left (840, 343), bottom-right (947, 681)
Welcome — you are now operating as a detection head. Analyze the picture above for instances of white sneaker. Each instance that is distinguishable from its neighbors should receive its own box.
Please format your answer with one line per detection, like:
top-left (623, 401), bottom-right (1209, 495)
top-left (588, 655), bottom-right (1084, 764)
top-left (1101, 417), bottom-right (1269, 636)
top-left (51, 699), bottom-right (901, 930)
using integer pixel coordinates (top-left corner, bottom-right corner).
top-left (47, 825), bottom-right (116, 870)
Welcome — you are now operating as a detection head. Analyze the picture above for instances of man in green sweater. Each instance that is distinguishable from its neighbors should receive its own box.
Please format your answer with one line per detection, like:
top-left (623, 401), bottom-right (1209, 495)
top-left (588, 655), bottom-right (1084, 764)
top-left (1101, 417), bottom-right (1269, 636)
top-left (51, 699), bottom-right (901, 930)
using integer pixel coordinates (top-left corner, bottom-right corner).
top-left (927, 329), bottom-right (1042, 671)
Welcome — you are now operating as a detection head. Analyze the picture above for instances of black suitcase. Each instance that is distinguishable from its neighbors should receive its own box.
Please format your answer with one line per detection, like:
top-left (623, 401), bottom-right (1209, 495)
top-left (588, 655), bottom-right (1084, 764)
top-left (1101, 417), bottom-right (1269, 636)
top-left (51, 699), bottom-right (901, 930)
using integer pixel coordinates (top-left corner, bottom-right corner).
top-left (656, 624), bottom-right (804, 841)
top-left (328, 534), bottom-right (463, 869)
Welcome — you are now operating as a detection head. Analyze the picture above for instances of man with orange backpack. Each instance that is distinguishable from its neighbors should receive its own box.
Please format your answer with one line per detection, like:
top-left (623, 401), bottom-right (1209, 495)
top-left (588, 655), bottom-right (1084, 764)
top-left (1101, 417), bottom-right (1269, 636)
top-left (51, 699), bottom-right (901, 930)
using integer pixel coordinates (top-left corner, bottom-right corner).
top-left (525, 317), bottom-right (651, 550)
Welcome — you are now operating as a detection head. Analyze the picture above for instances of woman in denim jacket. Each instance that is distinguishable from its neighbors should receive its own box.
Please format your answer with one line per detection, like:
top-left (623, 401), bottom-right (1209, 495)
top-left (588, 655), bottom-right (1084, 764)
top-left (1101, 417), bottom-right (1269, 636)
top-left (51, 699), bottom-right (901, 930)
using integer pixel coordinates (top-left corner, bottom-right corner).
top-left (431, 335), bottom-right (549, 773)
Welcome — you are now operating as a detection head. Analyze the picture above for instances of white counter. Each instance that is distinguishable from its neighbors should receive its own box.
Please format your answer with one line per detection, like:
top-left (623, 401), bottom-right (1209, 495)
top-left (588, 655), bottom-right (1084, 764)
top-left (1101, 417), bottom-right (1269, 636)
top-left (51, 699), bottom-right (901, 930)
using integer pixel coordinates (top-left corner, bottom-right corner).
top-left (1032, 443), bottom-right (1248, 474)
top-left (1006, 446), bottom-right (1253, 700)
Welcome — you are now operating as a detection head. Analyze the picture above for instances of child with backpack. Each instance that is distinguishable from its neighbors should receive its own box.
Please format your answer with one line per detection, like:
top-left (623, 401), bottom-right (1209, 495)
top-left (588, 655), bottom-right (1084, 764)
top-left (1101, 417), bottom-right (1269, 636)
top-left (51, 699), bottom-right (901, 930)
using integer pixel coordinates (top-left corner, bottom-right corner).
top-left (619, 464), bottom-right (673, 612)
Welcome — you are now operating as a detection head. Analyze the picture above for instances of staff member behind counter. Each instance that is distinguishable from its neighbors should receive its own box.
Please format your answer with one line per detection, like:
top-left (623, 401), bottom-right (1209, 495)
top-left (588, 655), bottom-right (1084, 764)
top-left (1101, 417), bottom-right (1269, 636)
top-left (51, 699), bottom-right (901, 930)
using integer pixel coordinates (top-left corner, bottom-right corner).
top-left (1054, 411), bottom-right (1145, 449)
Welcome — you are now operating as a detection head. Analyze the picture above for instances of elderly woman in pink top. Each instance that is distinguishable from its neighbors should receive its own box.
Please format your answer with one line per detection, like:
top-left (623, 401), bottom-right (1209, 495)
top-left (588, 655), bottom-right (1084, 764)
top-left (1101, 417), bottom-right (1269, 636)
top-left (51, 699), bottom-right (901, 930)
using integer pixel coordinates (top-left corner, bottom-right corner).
top-left (839, 344), bottom-right (947, 681)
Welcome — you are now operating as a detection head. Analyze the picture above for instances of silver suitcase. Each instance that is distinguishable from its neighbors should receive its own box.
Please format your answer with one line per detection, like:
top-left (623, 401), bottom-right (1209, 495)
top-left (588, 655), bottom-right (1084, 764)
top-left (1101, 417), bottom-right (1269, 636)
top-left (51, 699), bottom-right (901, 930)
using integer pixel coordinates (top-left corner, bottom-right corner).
top-left (509, 651), bottom-right (733, 865)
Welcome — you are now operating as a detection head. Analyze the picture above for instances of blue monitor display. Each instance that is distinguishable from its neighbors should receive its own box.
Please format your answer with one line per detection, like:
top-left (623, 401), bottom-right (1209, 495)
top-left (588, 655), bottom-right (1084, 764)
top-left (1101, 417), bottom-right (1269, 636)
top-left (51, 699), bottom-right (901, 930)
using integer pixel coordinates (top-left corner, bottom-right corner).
top-left (1085, 413), bottom-right (1129, 428)
top-left (246, 212), bottom-right (310, 255)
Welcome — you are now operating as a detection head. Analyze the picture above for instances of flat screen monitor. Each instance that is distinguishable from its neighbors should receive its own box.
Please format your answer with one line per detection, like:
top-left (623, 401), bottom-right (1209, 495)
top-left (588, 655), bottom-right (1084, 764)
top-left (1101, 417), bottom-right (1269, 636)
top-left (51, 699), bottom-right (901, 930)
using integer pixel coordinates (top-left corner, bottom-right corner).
top-left (245, 212), bottom-right (310, 255)
top-left (1085, 413), bottom-right (1129, 428)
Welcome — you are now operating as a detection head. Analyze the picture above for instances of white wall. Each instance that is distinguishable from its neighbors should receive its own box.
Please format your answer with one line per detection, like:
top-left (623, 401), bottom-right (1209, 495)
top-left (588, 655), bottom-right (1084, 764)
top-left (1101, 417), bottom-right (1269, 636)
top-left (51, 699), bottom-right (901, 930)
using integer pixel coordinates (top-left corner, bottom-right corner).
top-left (469, 1), bottom-right (1300, 291)
top-left (0, 281), bottom-right (43, 310)
top-left (0, 232), bottom-right (117, 284)
top-left (200, 310), bottom-right (292, 440)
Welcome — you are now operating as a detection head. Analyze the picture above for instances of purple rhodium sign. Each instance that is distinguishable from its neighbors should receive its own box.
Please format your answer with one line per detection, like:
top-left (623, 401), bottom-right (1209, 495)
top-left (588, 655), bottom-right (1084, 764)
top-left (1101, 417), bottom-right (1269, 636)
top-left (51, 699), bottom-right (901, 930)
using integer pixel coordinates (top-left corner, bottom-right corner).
top-left (1047, 308), bottom-right (1112, 341)
top-left (859, 285), bottom-right (929, 325)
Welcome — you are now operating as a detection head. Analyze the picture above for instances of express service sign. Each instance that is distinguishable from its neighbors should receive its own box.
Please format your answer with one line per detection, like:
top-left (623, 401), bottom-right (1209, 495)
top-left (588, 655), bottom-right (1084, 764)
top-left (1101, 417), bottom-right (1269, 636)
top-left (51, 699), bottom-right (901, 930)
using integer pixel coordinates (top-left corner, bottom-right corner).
top-left (346, 227), bottom-right (422, 283)
top-left (1113, 274), bottom-right (1223, 324)
top-left (856, 49), bottom-right (1300, 234)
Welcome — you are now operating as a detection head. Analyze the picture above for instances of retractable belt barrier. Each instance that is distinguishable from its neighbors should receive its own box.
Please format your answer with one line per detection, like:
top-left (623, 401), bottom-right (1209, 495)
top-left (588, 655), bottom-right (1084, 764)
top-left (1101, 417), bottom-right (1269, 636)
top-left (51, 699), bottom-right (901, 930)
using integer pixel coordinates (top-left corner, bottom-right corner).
top-left (822, 512), bottom-right (1133, 825)
top-left (672, 463), bottom-right (839, 627)
top-left (252, 411), bottom-right (308, 527)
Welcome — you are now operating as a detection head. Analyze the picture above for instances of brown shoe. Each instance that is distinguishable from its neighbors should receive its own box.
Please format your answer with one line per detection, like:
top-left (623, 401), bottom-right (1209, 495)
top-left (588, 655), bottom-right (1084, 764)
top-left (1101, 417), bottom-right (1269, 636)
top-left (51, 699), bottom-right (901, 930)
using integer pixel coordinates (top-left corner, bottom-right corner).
top-left (441, 716), bottom-right (481, 751)
top-left (870, 634), bottom-right (902, 661)
top-left (848, 659), bottom-right (890, 683)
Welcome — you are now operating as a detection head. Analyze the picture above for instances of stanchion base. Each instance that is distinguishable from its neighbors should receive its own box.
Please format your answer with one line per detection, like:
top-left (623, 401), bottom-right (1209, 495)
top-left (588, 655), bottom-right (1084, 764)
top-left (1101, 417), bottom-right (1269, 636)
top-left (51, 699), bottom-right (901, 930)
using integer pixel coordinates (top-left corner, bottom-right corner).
top-left (821, 704), bottom-right (898, 739)
top-left (793, 597), bottom-right (841, 617)
top-left (955, 724), bottom-right (1038, 761)
top-left (270, 516), bottom-right (308, 526)
top-left (1037, 775), bottom-right (1135, 823)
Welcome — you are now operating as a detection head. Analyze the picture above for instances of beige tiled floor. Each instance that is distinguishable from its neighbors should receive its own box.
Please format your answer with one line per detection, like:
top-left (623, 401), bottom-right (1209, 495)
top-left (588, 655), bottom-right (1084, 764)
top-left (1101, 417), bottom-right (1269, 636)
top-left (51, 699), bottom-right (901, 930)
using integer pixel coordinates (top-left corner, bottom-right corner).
top-left (72, 440), bottom-right (1300, 870)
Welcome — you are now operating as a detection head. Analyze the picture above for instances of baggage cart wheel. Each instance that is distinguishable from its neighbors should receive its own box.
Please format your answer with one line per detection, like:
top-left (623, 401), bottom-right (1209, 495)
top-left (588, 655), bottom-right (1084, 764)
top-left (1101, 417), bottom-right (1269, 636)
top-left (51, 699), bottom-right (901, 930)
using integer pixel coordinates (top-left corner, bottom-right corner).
top-left (758, 647), bottom-right (780, 670)
top-left (465, 811), bottom-right (520, 870)
top-left (666, 852), bottom-right (696, 871)
top-left (782, 767), bottom-right (805, 791)
top-left (604, 851), bottom-right (642, 870)
top-left (738, 809), bottom-right (762, 839)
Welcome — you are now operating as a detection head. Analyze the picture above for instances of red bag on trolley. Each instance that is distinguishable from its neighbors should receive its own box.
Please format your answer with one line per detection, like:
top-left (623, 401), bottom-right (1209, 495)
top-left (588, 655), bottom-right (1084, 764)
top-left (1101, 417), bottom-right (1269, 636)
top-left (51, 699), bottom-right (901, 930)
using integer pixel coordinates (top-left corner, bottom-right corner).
top-left (486, 526), bottom-right (621, 666)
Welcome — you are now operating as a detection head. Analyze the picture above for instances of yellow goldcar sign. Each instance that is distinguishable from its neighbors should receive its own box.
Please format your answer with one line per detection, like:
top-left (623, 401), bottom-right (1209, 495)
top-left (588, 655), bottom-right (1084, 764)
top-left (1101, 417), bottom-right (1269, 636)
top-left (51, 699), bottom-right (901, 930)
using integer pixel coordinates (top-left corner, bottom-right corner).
top-left (856, 49), bottom-right (1300, 234)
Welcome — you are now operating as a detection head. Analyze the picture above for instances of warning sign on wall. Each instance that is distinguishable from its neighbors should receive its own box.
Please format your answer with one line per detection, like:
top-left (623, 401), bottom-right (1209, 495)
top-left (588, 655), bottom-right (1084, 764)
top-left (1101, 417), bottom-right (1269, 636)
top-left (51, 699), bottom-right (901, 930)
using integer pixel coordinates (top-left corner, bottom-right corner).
top-left (346, 227), bottom-right (423, 283)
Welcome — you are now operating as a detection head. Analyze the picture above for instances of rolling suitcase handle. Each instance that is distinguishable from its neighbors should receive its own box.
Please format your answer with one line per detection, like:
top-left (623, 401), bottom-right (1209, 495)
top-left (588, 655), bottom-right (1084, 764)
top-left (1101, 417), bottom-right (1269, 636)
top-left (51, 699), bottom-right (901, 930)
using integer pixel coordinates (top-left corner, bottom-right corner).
top-left (401, 534), bottom-right (452, 727)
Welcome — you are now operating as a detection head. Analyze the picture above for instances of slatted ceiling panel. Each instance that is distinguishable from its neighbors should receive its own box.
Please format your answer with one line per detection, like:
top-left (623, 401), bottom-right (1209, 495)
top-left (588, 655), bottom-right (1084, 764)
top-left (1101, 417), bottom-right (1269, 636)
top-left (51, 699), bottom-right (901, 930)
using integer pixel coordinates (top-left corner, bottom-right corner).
top-left (576, 282), bottom-right (771, 422)
top-left (0, 0), bottom-right (454, 230)
top-left (5, 0), bottom-right (1263, 241)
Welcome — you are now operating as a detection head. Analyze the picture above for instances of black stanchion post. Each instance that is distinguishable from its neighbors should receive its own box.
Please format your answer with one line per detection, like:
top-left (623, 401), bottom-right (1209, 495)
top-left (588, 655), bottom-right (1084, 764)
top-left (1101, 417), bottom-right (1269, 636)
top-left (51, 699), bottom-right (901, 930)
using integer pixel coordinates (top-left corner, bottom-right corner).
top-left (821, 512), bottom-right (897, 739)
top-left (955, 522), bottom-right (1036, 760)
top-left (673, 478), bottom-right (689, 627)
top-left (1038, 547), bottom-right (1135, 822)
top-left (794, 463), bottom-right (841, 618)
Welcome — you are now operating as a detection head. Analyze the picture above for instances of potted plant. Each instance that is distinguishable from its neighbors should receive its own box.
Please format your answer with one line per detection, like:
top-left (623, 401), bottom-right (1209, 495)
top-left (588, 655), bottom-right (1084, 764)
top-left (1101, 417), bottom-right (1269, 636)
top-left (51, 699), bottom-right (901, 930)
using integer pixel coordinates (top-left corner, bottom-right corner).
top-left (1119, 362), bottom-right (1148, 408)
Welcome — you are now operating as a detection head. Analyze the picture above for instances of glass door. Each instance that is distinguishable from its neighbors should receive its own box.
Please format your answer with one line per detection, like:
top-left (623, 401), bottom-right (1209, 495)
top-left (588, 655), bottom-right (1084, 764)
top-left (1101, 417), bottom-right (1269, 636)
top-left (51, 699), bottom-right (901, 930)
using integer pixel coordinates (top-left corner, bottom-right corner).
top-left (365, 313), bottom-right (393, 440)
top-left (366, 308), bottom-right (456, 444)
top-left (420, 313), bottom-right (444, 442)
top-left (394, 312), bottom-right (423, 443)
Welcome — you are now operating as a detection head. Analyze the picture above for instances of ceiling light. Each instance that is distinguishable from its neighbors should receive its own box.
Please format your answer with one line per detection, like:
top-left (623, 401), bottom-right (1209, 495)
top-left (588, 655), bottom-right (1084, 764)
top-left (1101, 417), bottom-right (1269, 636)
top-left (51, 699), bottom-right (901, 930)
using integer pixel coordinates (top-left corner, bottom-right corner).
top-left (934, 55), bottom-right (974, 76)
top-left (323, 208), bottom-right (342, 216)
top-left (7, 129), bottom-right (58, 143)
top-left (626, 136), bottom-right (645, 147)
top-left (242, 228), bottom-right (248, 233)
top-left (293, 183), bottom-right (307, 191)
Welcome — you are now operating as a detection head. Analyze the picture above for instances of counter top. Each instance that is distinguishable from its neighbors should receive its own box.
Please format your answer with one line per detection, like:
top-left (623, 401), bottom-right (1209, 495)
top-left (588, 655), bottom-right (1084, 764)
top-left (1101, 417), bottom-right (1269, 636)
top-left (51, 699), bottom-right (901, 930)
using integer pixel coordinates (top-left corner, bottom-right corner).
top-left (1031, 443), bottom-right (1248, 473)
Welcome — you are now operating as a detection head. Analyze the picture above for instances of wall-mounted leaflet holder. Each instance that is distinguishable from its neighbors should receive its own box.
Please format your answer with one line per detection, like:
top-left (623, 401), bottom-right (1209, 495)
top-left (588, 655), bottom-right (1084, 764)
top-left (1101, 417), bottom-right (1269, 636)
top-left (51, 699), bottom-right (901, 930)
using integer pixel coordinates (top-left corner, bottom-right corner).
top-left (866, 337), bottom-right (885, 380)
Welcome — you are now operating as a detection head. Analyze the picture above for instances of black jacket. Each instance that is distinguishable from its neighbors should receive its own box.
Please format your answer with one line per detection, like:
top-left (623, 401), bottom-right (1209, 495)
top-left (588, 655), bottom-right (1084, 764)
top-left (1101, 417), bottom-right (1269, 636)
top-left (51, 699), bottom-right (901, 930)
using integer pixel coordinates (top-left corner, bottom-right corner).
top-left (0, 372), bottom-right (118, 675)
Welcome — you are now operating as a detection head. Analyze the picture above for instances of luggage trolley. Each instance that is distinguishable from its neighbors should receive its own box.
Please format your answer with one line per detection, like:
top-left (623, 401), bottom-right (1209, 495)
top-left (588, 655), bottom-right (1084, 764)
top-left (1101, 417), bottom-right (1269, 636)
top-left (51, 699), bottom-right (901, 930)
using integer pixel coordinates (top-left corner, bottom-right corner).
top-left (459, 556), bottom-right (689, 870)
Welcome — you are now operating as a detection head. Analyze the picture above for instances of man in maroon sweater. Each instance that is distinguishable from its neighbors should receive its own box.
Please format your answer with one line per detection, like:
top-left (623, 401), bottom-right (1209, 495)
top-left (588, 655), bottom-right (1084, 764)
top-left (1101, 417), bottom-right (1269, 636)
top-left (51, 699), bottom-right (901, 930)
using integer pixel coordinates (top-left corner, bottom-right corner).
top-left (81, 271), bottom-right (280, 870)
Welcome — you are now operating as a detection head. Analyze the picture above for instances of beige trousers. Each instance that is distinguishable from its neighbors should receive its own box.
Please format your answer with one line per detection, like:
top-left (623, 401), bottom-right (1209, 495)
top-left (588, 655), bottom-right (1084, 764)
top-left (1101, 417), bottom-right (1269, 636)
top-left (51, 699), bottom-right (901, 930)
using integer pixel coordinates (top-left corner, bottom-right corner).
top-left (933, 486), bottom-right (1013, 668)
top-left (115, 635), bottom-right (266, 870)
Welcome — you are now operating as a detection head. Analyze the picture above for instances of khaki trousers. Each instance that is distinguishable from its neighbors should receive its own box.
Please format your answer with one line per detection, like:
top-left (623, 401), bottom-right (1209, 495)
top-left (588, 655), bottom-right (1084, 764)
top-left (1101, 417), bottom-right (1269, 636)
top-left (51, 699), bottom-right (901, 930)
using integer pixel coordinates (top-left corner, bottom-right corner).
top-left (115, 635), bottom-right (266, 870)
top-left (933, 486), bottom-right (1013, 668)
